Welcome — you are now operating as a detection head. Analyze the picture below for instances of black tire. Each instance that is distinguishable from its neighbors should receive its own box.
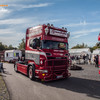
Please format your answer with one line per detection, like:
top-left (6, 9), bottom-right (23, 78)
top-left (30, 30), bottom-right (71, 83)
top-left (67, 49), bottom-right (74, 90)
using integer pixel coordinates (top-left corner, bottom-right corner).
top-left (28, 65), bottom-right (35, 80)
top-left (14, 63), bottom-right (18, 72)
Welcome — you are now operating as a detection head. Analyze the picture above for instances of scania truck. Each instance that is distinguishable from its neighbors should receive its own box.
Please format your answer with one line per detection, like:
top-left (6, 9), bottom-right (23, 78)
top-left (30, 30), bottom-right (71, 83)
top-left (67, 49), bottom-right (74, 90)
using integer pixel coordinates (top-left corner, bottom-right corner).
top-left (14, 24), bottom-right (71, 81)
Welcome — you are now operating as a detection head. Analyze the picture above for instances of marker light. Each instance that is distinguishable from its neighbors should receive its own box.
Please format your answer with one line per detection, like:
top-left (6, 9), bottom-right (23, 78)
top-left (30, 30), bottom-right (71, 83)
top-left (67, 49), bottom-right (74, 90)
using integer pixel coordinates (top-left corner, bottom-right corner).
top-left (62, 27), bottom-right (64, 29)
top-left (47, 23), bottom-right (50, 26)
top-left (65, 28), bottom-right (67, 31)
top-left (51, 24), bottom-right (53, 27)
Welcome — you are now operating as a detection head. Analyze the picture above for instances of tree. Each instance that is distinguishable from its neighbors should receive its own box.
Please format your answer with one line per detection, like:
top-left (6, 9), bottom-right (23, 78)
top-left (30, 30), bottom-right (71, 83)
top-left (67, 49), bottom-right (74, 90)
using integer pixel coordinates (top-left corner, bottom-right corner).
top-left (18, 38), bottom-right (25, 50)
top-left (71, 43), bottom-right (88, 49)
top-left (0, 42), bottom-right (5, 51)
top-left (90, 42), bottom-right (100, 52)
top-left (0, 42), bottom-right (17, 51)
top-left (8, 45), bottom-right (14, 50)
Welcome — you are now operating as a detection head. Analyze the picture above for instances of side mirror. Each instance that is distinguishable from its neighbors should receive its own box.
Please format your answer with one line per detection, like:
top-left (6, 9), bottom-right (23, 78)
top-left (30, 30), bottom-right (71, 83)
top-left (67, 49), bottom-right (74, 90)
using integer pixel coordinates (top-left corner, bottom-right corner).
top-left (32, 42), bottom-right (37, 49)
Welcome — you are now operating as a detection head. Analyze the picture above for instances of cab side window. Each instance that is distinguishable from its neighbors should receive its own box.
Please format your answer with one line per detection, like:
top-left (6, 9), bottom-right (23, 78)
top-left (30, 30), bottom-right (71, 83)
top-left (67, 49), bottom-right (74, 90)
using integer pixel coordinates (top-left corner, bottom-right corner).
top-left (29, 37), bottom-right (41, 49)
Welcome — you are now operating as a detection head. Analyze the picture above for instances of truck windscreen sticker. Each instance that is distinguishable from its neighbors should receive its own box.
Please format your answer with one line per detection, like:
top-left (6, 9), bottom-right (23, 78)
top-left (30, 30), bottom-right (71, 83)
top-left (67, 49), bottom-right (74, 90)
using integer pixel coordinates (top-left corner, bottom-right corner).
top-left (50, 29), bottom-right (67, 37)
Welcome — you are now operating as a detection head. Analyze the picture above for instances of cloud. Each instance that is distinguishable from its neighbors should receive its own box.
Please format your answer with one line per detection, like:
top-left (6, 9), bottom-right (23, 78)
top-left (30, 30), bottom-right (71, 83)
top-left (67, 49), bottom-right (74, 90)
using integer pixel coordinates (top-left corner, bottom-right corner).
top-left (0, 28), bottom-right (25, 47)
top-left (0, 29), bottom-right (15, 34)
top-left (9, 3), bottom-right (53, 9)
top-left (91, 11), bottom-right (100, 16)
top-left (0, 7), bottom-right (10, 13)
top-left (32, 19), bottom-right (61, 25)
top-left (0, 18), bottom-right (31, 25)
top-left (65, 21), bottom-right (87, 27)
top-left (72, 33), bottom-right (88, 39)
top-left (0, 7), bottom-right (11, 18)
top-left (46, 19), bottom-right (60, 23)
top-left (72, 28), bottom-right (100, 35)
top-left (0, 0), bottom-right (36, 4)
top-left (64, 21), bottom-right (100, 27)
top-left (71, 28), bottom-right (100, 39)
top-left (0, 35), bottom-right (24, 47)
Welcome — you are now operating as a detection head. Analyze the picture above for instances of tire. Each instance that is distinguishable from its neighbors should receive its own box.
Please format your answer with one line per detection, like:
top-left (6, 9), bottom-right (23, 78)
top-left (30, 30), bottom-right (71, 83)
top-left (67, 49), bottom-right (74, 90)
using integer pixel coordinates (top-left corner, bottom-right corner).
top-left (14, 63), bottom-right (18, 72)
top-left (28, 65), bottom-right (35, 80)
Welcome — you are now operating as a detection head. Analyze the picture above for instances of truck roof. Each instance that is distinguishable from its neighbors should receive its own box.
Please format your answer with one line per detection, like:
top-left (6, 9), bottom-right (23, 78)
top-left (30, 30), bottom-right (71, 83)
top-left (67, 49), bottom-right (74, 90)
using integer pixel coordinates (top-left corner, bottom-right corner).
top-left (26, 24), bottom-right (68, 38)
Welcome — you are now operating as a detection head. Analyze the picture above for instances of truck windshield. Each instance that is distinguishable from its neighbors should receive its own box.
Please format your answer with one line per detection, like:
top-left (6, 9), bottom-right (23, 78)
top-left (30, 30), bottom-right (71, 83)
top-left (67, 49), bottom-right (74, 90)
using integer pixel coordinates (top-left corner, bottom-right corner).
top-left (42, 40), bottom-right (68, 50)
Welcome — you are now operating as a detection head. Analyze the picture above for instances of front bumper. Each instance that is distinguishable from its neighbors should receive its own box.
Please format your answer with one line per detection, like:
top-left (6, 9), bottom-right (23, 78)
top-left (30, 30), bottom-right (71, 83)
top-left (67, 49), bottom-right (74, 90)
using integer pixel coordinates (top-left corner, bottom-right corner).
top-left (43, 72), bottom-right (71, 81)
top-left (35, 70), bottom-right (71, 81)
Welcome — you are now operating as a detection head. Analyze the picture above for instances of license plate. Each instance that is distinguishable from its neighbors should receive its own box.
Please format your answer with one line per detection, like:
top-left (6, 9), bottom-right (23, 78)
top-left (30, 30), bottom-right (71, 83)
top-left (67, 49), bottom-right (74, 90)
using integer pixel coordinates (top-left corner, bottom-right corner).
top-left (57, 75), bottom-right (63, 79)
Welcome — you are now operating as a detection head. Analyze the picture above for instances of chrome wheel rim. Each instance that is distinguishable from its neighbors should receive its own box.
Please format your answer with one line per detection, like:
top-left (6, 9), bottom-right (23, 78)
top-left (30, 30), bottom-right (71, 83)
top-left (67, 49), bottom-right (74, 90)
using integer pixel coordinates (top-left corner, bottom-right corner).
top-left (29, 68), bottom-right (32, 79)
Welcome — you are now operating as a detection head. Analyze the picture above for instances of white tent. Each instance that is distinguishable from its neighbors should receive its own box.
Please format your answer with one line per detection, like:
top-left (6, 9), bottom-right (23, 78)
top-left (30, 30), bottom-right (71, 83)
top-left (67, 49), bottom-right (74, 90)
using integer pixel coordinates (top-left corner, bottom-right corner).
top-left (69, 48), bottom-right (91, 64)
top-left (92, 49), bottom-right (100, 55)
top-left (69, 48), bottom-right (91, 56)
top-left (91, 49), bottom-right (100, 64)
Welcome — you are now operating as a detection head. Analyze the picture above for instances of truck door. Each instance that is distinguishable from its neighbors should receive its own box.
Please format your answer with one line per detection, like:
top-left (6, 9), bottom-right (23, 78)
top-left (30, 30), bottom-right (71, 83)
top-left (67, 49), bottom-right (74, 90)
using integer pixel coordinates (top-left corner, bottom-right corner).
top-left (26, 37), bottom-right (41, 65)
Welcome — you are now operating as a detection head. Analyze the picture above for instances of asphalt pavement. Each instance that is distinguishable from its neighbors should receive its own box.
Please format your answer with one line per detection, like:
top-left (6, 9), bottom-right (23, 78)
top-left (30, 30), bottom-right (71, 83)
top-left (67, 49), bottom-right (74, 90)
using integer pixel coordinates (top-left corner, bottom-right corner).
top-left (2, 63), bottom-right (100, 100)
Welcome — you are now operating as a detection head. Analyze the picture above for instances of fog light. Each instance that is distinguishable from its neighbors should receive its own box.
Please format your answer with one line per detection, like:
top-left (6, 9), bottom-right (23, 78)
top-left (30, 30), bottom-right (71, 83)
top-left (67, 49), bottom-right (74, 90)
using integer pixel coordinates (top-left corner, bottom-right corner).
top-left (42, 73), bottom-right (45, 76)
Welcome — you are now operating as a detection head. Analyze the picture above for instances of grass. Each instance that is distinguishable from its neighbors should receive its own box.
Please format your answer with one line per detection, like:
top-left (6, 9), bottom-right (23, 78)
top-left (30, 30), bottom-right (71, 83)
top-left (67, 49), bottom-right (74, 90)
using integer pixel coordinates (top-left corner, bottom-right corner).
top-left (0, 73), bottom-right (10, 100)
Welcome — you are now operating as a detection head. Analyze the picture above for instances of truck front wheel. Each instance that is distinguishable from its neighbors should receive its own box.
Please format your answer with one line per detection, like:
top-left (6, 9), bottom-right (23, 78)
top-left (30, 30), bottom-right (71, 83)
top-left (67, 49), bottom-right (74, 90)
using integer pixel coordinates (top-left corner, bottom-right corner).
top-left (28, 66), bottom-right (35, 80)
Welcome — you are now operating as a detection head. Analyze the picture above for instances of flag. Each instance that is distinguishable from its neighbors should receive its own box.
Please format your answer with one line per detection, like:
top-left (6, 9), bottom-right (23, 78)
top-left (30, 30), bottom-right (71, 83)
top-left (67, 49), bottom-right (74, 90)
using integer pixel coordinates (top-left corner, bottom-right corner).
top-left (98, 33), bottom-right (100, 41)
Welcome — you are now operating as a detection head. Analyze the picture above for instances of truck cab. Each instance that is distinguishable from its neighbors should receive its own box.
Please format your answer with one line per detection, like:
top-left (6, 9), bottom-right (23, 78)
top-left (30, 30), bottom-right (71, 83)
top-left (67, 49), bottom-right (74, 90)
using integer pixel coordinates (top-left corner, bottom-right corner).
top-left (14, 24), bottom-right (71, 81)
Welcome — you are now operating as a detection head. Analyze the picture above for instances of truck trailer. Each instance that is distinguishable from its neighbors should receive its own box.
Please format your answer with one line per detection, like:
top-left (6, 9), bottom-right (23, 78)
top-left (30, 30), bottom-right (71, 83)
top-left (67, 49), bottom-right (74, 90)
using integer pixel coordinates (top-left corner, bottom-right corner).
top-left (14, 24), bottom-right (71, 81)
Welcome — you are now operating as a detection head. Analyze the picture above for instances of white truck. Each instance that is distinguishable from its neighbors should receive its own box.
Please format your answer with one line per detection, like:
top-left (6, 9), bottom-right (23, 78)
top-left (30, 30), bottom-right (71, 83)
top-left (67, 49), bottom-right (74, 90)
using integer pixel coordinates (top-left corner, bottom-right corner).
top-left (4, 50), bottom-right (22, 63)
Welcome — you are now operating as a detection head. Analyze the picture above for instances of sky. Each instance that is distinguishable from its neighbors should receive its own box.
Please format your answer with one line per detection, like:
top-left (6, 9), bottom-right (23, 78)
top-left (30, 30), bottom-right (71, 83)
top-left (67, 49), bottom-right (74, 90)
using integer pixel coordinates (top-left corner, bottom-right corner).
top-left (0, 0), bottom-right (100, 48)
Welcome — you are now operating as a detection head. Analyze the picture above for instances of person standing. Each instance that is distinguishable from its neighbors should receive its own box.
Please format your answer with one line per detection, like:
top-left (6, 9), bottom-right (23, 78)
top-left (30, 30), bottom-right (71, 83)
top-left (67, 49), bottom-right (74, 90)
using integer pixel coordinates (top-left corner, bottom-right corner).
top-left (0, 62), bottom-right (4, 73)
top-left (83, 55), bottom-right (86, 64)
top-left (95, 55), bottom-right (98, 67)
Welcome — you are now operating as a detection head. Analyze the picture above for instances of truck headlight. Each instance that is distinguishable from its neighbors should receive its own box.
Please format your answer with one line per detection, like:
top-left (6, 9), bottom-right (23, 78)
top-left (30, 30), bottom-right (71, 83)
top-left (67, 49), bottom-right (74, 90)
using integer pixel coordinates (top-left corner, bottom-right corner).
top-left (42, 70), bottom-right (48, 73)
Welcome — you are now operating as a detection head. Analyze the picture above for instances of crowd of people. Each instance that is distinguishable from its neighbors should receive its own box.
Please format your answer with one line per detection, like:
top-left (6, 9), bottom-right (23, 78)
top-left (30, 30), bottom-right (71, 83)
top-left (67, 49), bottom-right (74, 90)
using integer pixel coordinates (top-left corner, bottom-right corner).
top-left (70, 54), bottom-right (99, 67)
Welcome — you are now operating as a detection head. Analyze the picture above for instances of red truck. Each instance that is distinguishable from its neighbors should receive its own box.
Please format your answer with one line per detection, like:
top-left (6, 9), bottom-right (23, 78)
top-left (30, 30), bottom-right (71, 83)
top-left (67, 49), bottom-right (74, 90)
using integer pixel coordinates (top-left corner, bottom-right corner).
top-left (98, 33), bottom-right (100, 74)
top-left (14, 24), bottom-right (71, 81)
